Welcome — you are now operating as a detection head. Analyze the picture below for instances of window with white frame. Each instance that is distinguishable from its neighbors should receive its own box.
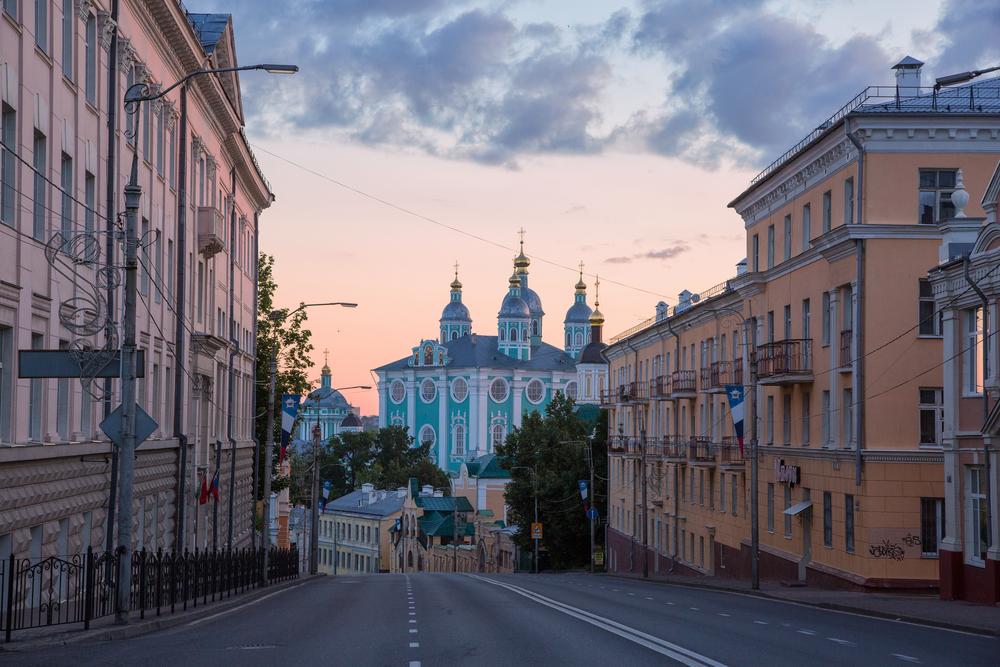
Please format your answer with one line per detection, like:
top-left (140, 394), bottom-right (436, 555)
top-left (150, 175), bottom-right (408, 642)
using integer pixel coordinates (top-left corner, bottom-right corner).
top-left (420, 379), bottom-right (437, 403)
top-left (526, 378), bottom-right (545, 404)
top-left (919, 170), bottom-right (957, 224)
top-left (802, 203), bottom-right (811, 251)
top-left (919, 388), bottom-right (943, 447)
top-left (968, 468), bottom-right (989, 563)
top-left (419, 425), bottom-right (436, 449)
top-left (918, 280), bottom-right (941, 336)
top-left (489, 378), bottom-right (509, 402)
top-left (964, 308), bottom-right (984, 395)
top-left (920, 497), bottom-right (944, 557)
top-left (564, 381), bottom-right (578, 400)
top-left (452, 424), bottom-right (465, 456)
top-left (451, 377), bottom-right (468, 403)
top-left (491, 423), bottom-right (505, 449)
top-left (390, 380), bottom-right (406, 404)
top-left (783, 214), bottom-right (791, 261)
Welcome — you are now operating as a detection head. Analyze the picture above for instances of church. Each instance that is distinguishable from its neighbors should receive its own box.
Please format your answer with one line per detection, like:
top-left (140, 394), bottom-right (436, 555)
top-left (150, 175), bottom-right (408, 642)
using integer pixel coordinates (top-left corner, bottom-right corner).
top-left (374, 238), bottom-right (609, 474)
top-left (295, 351), bottom-right (364, 442)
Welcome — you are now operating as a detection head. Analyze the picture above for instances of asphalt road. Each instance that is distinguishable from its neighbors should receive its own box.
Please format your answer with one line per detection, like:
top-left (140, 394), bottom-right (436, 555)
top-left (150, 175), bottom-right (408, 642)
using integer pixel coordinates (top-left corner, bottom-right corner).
top-left (7, 572), bottom-right (995, 667)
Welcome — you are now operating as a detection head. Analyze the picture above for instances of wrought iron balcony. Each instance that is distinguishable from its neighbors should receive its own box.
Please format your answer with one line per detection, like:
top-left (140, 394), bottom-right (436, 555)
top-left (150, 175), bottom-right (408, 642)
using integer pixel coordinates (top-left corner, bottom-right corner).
top-left (756, 339), bottom-right (813, 385)
top-left (662, 435), bottom-right (689, 461)
top-left (718, 437), bottom-right (745, 469)
top-left (707, 359), bottom-right (743, 392)
top-left (689, 438), bottom-right (716, 466)
top-left (599, 389), bottom-right (617, 407)
top-left (618, 381), bottom-right (648, 403)
top-left (650, 375), bottom-right (673, 399)
top-left (671, 370), bottom-right (697, 396)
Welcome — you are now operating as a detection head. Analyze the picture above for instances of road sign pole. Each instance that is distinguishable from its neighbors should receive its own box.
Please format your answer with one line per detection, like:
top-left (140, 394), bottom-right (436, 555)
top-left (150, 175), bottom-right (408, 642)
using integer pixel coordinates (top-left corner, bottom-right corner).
top-left (591, 460), bottom-right (595, 574)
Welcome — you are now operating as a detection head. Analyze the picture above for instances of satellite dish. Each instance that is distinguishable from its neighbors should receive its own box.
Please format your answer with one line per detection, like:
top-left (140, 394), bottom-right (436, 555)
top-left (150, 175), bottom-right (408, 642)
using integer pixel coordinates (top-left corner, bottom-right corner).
top-left (691, 294), bottom-right (701, 304)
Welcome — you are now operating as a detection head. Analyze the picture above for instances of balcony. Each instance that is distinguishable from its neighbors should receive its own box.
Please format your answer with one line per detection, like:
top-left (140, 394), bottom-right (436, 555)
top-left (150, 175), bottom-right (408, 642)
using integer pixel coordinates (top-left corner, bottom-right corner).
top-left (688, 438), bottom-right (716, 467)
top-left (662, 436), bottom-right (688, 462)
top-left (608, 436), bottom-right (625, 453)
top-left (599, 389), bottom-right (617, 408)
top-left (650, 375), bottom-right (673, 400)
top-left (840, 330), bottom-right (852, 371)
top-left (757, 339), bottom-right (813, 385)
top-left (704, 359), bottom-right (743, 393)
top-left (618, 381), bottom-right (648, 404)
top-left (197, 206), bottom-right (225, 259)
top-left (718, 437), bottom-right (745, 470)
top-left (670, 370), bottom-right (697, 398)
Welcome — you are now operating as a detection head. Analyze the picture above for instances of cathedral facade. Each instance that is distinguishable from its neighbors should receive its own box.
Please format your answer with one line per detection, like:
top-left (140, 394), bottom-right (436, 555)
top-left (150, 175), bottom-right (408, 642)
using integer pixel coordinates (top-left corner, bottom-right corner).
top-left (375, 242), bottom-right (609, 474)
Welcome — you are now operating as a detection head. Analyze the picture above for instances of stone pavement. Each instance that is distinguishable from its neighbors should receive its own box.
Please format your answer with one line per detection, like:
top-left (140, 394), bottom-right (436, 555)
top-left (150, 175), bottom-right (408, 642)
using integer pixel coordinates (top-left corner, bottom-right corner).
top-left (605, 571), bottom-right (1000, 636)
top-left (0, 574), bottom-right (320, 651)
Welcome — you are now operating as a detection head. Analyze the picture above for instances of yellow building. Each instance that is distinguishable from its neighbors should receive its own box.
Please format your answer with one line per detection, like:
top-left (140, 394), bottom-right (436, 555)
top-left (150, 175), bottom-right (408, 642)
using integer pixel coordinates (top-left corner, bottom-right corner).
top-left (605, 58), bottom-right (1000, 592)
top-left (318, 484), bottom-right (404, 574)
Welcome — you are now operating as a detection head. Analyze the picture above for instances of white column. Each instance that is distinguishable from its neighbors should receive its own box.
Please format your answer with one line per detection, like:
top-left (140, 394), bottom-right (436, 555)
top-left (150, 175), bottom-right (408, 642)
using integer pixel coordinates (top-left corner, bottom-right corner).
top-left (378, 373), bottom-right (388, 429)
top-left (512, 377), bottom-right (524, 428)
top-left (479, 374), bottom-right (490, 456)
top-left (405, 373), bottom-right (417, 438)
top-left (438, 376), bottom-right (449, 471)
top-left (469, 371), bottom-right (480, 457)
top-left (827, 289), bottom-right (839, 448)
top-left (940, 309), bottom-right (962, 554)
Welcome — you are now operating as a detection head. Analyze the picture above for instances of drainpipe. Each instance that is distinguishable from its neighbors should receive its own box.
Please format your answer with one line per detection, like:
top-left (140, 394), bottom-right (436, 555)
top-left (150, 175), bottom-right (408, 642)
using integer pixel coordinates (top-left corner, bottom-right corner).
top-left (173, 85), bottom-right (190, 551)
top-left (227, 167), bottom-right (239, 551)
top-left (624, 340), bottom-right (638, 573)
top-left (964, 255), bottom-right (993, 549)
top-left (250, 210), bottom-right (260, 549)
top-left (846, 118), bottom-right (865, 486)
top-left (657, 319), bottom-right (680, 572)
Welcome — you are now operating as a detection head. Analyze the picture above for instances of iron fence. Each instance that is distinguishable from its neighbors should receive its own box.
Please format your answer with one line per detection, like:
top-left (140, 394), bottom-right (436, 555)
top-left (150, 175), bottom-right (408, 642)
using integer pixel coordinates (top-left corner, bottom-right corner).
top-left (3, 545), bottom-right (297, 642)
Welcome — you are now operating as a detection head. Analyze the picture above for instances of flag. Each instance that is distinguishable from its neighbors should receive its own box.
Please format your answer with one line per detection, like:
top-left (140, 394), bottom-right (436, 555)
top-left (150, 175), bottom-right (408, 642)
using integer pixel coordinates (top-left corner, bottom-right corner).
top-left (210, 470), bottom-right (220, 502)
top-left (280, 395), bottom-right (301, 465)
top-left (726, 385), bottom-right (745, 457)
top-left (199, 474), bottom-right (209, 505)
top-left (323, 480), bottom-right (331, 500)
top-left (578, 480), bottom-right (588, 501)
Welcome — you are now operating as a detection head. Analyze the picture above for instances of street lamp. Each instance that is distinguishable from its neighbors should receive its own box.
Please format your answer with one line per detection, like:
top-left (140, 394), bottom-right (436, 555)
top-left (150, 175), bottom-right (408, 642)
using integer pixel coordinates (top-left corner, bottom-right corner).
top-left (935, 65), bottom-right (1000, 90)
top-left (116, 62), bottom-right (297, 626)
top-left (511, 466), bottom-right (539, 574)
top-left (561, 440), bottom-right (596, 574)
top-left (262, 302), bottom-right (357, 580)
top-left (310, 384), bottom-right (371, 575)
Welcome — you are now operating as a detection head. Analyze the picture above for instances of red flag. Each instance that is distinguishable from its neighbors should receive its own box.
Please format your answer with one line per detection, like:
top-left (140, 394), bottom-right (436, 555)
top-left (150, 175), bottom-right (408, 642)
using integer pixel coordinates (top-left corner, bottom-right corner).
top-left (210, 470), bottom-right (220, 502)
top-left (199, 474), bottom-right (208, 505)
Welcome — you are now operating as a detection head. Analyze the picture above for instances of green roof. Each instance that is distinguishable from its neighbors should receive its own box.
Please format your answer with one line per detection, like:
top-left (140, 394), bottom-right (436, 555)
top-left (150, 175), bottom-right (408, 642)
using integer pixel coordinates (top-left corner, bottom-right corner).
top-left (418, 511), bottom-right (474, 537)
top-left (418, 496), bottom-right (474, 513)
top-left (464, 453), bottom-right (509, 479)
top-left (575, 403), bottom-right (602, 425)
top-left (477, 509), bottom-right (495, 517)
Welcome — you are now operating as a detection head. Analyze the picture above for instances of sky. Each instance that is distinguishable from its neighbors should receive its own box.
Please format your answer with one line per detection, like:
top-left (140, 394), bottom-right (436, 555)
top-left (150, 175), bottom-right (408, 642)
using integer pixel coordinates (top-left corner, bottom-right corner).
top-left (198, 0), bottom-right (1000, 415)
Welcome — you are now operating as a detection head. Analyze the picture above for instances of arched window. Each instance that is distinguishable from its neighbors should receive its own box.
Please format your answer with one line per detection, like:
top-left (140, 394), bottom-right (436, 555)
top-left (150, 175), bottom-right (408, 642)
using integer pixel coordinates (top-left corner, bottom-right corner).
top-left (526, 378), bottom-right (545, 404)
top-left (575, 332), bottom-right (583, 346)
top-left (588, 332), bottom-right (592, 343)
top-left (453, 424), bottom-right (465, 456)
top-left (408, 551), bottom-right (413, 568)
top-left (451, 331), bottom-right (458, 340)
top-left (522, 328), bottom-right (529, 342)
top-left (565, 381), bottom-right (578, 400)
top-left (489, 378), bottom-right (509, 402)
top-left (586, 377), bottom-right (592, 397)
top-left (499, 328), bottom-right (506, 341)
top-left (566, 331), bottom-right (571, 346)
top-left (441, 332), bottom-right (446, 344)
top-left (532, 320), bottom-right (539, 336)
top-left (418, 554), bottom-right (423, 571)
top-left (424, 345), bottom-right (433, 365)
top-left (420, 379), bottom-right (437, 403)
top-left (390, 380), bottom-right (406, 404)
top-left (419, 425), bottom-right (436, 449)
top-left (510, 328), bottom-right (518, 342)
top-left (438, 350), bottom-right (444, 364)
top-left (491, 423), bottom-right (505, 449)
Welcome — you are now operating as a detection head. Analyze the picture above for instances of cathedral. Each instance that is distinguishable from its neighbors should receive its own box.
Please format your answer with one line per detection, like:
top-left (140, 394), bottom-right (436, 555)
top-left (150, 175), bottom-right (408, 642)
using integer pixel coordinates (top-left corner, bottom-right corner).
top-left (374, 239), bottom-right (609, 474)
top-left (295, 350), bottom-right (364, 442)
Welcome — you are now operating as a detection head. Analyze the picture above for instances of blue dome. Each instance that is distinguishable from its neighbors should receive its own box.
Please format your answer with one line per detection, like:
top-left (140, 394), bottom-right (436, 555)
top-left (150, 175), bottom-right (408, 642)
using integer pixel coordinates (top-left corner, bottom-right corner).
top-left (302, 387), bottom-right (351, 410)
top-left (521, 286), bottom-right (544, 316)
top-left (498, 293), bottom-right (530, 318)
top-left (441, 300), bottom-right (471, 322)
top-left (564, 302), bottom-right (593, 324)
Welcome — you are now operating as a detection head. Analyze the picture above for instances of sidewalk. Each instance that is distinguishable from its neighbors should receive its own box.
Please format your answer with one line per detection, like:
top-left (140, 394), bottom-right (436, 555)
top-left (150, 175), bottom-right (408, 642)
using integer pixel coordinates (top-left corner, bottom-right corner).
top-left (603, 571), bottom-right (1000, 636)
top-left (0, 574), bottom-right (320, 651)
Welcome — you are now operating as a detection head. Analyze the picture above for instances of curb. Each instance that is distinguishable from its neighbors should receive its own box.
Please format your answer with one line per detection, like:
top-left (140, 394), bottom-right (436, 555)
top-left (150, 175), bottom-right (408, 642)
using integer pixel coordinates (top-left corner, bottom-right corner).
top-left (600, 573), bottom-right (1000, 637)
top-left (0, 574), bottom-right (321, 652)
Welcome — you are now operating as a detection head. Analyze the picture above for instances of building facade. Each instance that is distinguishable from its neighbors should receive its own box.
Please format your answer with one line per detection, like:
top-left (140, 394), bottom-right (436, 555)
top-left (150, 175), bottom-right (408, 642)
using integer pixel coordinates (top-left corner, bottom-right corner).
top-left (604, 59), bottom-right (1000, 594)
top-left (318, 483), bottom-right (404, 575)
top-left (0, 1), bottom-right (270, 562)
top-left (374, 244), bottom-right (607, 475)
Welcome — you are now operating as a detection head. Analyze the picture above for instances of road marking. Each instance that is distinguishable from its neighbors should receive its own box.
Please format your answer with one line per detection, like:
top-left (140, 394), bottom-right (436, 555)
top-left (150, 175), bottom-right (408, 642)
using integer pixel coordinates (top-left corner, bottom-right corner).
top-left (827, 638), bottom-right (857, 647)
top-left (613, 589), bottom-right (620, 592)
top-left (410, 662), bottom-right (421, 667)
top-left (893, 655), bottom-right (921, 663)
top-left (689, 608), bottom-right (699, 611)
top-left (666, 602), bottom-right (675, 605)
top-left (409, 643), bottom-right (419, 648)
top-left (410, 629), bottom-right (418, 633)
top-left (797, 630), bottom-right (816, 635)
top-left (718, 614), bottom-right (730, 617)
top-left (409, 612), bottom-right (416, 615)
top-left (410, 620), bottom-right (416, 623)
top-left (754, 621), bottom-right (768, 625)
top-left (467, 574), bottom-right (728, 667)
top-left (629, 593), bottom-right (635, 596)
top-left (187, 581), bottom-right (310, 626)
top-left (645, 597), bottom-right (654, 600)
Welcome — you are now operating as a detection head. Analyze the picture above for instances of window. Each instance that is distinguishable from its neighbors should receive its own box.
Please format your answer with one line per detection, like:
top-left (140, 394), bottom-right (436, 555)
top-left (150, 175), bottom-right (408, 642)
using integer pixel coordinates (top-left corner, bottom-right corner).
top-left (782, 393), bottom-right (791, 445)
top-left (699, 469), bottom-right (704, 505)
top-left (690, 468), bottom-right (695, 504)
top-left (823, 492), bottom-right (832, 548)
top-left (61, 0), bottom-right (73, 78)
top-left (35, 0), bottom-right (47, 51)
top-left (420, 378), bottom-right (437, 403)
top-left (154, 225), bottom-right (162, 303)
top-left (845, 494), bottom-right (855, 553)
top-left (451, 377), bottom-right (468, 402)
top-left (0, 105), bottom-right (14, 226)
top-left (126, 68), bottom-right (136, 147)
top-left (766, 395), bottom-right (773, 443)
top-left (844, 178), bottom-right (854, 224)
top-left (919, 170), bottom-right (957, 224)
top-left (919, 388), bottom-right (943, 447)
top-left (453, 424), bottom-right (465, 456)
top-left (84, 173), bottom-right (95, 235)
top-left (60, 154), bottom-right (72, 240)
top-left (33, 132), bottom-right (46, 241)
top-left (81, 18), bottom-right (100, 102)
top-left (142, 100), bottom-right (151, 160)
top-left (56, 340), bottom-right (68, 439)
top-left (718, 472), bottom-right (723, 511)
top-left (168, 122), bottom-right (176, 188)
top-left (525, 378), bottom-right (545, 404)
top-left (802, 392), bottom-right (810, 446)
top-left (731, 475), bottom-right (738, 516)
top-left (964, 308), bottom-right (984, 395)
top-left (418, 425), bottom-right (435, 449)
top-left (767, 483), bottom-right (774, 532)
top-left (802, 299), bottom-right (810, 340)
top-left (196, 261), bottom-right (203, 323)
top-left (752, 234), bottom-right (758, 272)
top-left (822, 191), bottom-right (831, 233)
top-left (783, 214), bottom-right (791, 261)
top-left (390, 379), bottom-right (405, 404)
top-left (156, 105), bottom-right (164, 176)
top-left (489, 378), bottom-right (509, 402)
top-left (784, 486), bottom-right (792, 538)
top-left (918, 280), bottom-right (941, 336)
top-left (564, 381), bottom-right (578, 400)
top-left (491, 423), bottom-right (505, 449)
top-left (783, 305), bottom-right (791, 340)
top-left (920, 497), bottom-right (944, 557)
top-left (28, 333), bottom-right (43, 441)
top-left (821, 292), bottom-right (830, 347)
top-left (802, 204), bottom-right (811, 251)
top-left (969, 468), bottom-right (989, 562)
top-left (767, 224), bottom-right (774, 269)
top-left (3, 0), bottom-right (17, 20)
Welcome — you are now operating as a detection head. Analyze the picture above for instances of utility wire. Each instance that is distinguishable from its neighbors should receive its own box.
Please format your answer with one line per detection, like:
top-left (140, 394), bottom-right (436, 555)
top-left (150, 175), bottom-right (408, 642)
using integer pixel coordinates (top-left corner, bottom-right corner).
top-left (0, 139), bottom-right (109, 222)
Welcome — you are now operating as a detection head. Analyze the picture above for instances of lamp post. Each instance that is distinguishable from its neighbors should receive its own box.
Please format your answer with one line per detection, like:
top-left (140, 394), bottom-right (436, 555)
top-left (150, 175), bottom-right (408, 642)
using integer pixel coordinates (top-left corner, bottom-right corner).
top-left (561, 440), bottom-right (595, 573)
top-left (261, 302), bottom-right (357, 579)
top-left (309, 384), bottom-right (370, 575)
top-left (118, 62), bottom-right (296, 625)
top-left (511, 466), bottom-right (538, 574)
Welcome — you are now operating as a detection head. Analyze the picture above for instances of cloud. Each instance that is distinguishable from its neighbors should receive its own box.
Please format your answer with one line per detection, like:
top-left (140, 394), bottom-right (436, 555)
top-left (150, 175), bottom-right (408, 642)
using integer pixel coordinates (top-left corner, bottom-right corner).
top-left (565, 205), bottom-right (586, 214)
top-left (604, 244), bottom-right (689, 263)
top-left (932, 0), bottom-right (1000, 75)
top-left (604, 256), bottom-right (633, 264)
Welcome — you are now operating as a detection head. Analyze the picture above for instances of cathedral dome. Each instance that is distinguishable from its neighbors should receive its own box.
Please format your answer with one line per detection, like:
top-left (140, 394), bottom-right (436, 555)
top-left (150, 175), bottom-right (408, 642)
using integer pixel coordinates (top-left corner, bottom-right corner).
top-left (565, 301), bottom-right (593, 324)
top-left (499, 292), bottom-right (530, 318)
top-left (302, 387), bottom-right (351, 410)
top-left (520, 285), bottom-right (544, 317)
top-left (441, 300), bottom-right (471, 322)
top-left (579, 341), bottom-right (608, 364)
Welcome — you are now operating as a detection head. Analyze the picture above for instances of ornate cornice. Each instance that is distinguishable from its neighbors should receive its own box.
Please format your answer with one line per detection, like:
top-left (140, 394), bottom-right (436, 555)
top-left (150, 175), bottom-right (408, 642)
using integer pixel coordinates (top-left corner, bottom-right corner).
top-left (97, 11), bottom-right (116, 51)
top-left (117, 39), bottom-right (137, 75)
top-left (75, 0), bottom-right (93, 21)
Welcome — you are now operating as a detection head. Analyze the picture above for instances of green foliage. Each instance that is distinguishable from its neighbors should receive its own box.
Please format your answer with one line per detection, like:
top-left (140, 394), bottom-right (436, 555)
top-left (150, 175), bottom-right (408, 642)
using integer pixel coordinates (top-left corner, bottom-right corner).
top-left (496, 394), bottom-right (608, 570)
top-left (254, 252), bottom-right (316, 501)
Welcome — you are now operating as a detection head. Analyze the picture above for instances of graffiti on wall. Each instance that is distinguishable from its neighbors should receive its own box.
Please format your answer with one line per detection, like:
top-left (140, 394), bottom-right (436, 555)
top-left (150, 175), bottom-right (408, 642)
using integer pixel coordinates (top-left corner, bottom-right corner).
top-left (866, 529), bottom-right (922, 561)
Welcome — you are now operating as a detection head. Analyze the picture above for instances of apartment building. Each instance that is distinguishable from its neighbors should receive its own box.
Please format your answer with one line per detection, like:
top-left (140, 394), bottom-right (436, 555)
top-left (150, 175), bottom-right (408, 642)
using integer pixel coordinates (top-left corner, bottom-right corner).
top-left (319, 484), bottom-right (405, 575)
top-left (0, 1), bottom-right (271, 562)
top-left (604, 58), bottom-right (1000, 593)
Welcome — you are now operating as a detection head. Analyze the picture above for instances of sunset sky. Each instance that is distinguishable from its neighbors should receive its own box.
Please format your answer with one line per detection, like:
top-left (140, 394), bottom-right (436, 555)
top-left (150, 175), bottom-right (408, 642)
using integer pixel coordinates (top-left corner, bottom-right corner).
top-left (200, 0), bottom-right (999, 415)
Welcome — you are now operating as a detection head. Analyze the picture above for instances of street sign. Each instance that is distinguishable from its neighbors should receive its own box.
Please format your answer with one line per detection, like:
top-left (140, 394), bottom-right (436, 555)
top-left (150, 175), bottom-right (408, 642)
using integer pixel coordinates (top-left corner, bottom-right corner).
top-left (99, 403), bottom-right (157, 449)
top-left (18, 349), bottom-right (145, 378)
top-left (578, 480), bottom-right (588, 500)
top-left (531, 523), bottom-right (543, 540)
top-left (593, 551), bottom-right (604, 566)
top-left (587, 507), bottom-right (599, 520)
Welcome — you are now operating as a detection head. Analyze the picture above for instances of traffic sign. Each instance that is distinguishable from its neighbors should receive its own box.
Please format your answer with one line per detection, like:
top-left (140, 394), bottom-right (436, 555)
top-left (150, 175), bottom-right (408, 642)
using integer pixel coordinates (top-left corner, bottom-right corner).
top-left (99, 403), bottom-right (157, 449)
top-left (587, 507), bottom-right (599, 520)
top-left (531, 523), bottom-right (543, 540)
top-left (594, 551), bottom-right (604, 566)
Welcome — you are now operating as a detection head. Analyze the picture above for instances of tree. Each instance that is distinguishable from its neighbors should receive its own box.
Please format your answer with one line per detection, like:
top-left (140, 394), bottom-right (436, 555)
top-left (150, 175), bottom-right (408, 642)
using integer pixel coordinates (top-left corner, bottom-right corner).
top-left (254, 253), bottom-right (315, 501)
top-left (496, 394), bottom-right (608, 570)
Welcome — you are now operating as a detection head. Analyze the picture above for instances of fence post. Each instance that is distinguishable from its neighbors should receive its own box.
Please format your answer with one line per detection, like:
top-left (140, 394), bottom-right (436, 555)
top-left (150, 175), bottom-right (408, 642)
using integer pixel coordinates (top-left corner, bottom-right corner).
top-left (192, 548), bottom-right (198, 609)
top-left (183, 549), bottom-right (189, 612)
top-left (6, 553), bottom-right (15, 643)
top-left (84, 547), bottom-right (94, 631)
top-left (155, 548), bottom-right (162, 617)
top-left (139, 548), bottom-right (147, 620)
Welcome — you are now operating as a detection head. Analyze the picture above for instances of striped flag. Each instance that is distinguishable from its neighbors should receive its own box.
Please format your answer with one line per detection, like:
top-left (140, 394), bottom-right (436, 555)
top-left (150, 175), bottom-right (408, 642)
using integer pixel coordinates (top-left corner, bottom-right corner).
top-left (726, 385), bottom-right (746, 457)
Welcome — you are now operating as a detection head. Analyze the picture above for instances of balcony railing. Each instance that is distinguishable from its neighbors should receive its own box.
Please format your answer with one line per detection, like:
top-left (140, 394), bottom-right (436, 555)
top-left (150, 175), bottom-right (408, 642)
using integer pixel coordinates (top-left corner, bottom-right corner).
top-left (599, 389), bottom-right (617, 407)
top-left (662, 436), bottom-right (689, 460)
top-left (840, 330), bottom-right (852, 369)
top-left (757, 339), bottom-right (813, 382)
top-left (689, 438), bottom-right (715, 462)
top-left (196, 206), bottom-right (225, 259)
top-left (671, 370), bottom-right (696, 394)
top-left (708, 359), bottom-right (743, 389)
top-left (718, 437), bottom-right (745, 466)
top-left (618, 381), bottom-right (648, 403)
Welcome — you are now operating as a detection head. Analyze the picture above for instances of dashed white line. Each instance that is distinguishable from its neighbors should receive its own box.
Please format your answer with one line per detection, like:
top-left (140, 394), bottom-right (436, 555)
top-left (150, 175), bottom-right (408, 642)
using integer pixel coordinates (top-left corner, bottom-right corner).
top-left (689, 608), bottom-right (699, 611)
top-left (410, 629), bottom-right (418, 633)
top-left (827, 638), bottom-right (857, 647)
top-left (409, 643), bottom-right (419, 648)
top-left (645, 597), bottom-right (654, 600)
top-left (409, 612), bottom-right (416, 615)
top-left (628, 593), bottom-right (635, 596)
top-left (718, 614), bottom-right (731, 617)
top-left (797, 630), bottom-right (816, 636)
top-left (409, 620), bottom-right (416, 623)
top-left (754, 621), bottom-right (768, 625)
top-left (666, 602), bottom-right (675, 606)
top-left (893, 655), bottom-right (921, 663)
top-left (410, 662), bottom-right (420, 667)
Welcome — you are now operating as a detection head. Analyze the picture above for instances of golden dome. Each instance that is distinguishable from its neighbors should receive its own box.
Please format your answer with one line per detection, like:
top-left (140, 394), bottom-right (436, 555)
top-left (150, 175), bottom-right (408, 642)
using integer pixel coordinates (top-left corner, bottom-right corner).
top-left (451, 261), bottom-right (462, 290)
top-left (514, 237), bottom-right (530, 270)
top-left (509, 268), bottom-right (521, 287)
top-left (589, 306), bottom-right (605, 326)
top-left (575, 263), bottom-right (587, 295)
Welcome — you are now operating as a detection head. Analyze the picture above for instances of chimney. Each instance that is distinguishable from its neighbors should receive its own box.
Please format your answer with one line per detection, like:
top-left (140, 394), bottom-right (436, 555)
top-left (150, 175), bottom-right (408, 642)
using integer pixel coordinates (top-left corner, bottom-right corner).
top-left (736, 258), bottom-right (747, 276)
top-left (397, 487), bottom-right (408, 499)
top-left (433, 489), bottom-right (443, 498)
top-left (421, 484), bottom-right (434, 497)
top-left (471, 333), bottom-right (477, 346)
top-left (892, 56), bottom-right (924, 99)
top-left (362, 482), bottom-right (376, 505)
